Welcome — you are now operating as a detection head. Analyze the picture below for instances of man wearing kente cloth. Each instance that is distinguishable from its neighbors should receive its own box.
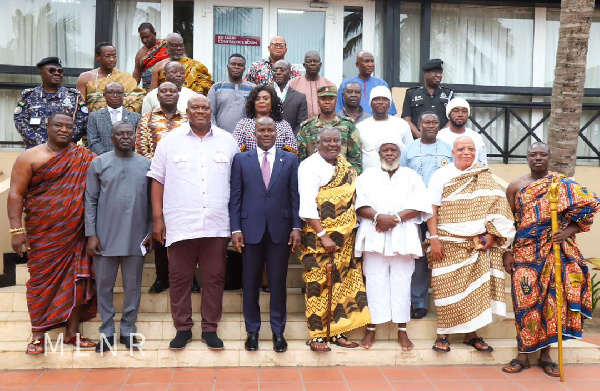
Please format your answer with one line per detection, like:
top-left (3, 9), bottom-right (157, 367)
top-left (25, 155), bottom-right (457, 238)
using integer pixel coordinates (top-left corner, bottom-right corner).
top-left (502, 142), bottom-right (600, 377)
top-left (133, 22), bottom-right (169, 91)
top-left (426, 136), bottom-right (515, 353)
top-left (150, 33), bottom-right (213, 95)
top-left (7, 113), bottom-right (97, 355)
top-left (77, 42), bottom-right (145, 113)
top-left (297, 127), bottom-right (370, 352)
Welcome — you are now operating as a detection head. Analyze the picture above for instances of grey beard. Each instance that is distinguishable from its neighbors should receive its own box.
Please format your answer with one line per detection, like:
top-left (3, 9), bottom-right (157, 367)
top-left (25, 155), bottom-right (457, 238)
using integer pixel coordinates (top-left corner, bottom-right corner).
top-left (381, 159), bottom-right (400, 171)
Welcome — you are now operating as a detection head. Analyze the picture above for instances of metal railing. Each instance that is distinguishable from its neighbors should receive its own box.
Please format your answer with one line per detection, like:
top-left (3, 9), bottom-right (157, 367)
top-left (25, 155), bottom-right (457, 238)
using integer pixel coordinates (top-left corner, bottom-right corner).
top-left (469, 100), bottom-right (600, 164)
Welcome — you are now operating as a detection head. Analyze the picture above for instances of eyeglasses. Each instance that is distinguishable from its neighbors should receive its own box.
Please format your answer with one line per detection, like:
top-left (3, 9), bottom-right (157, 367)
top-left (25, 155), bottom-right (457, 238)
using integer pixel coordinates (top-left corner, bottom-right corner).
top-left (168, 43), bottom-right (185, 49)
top-left (304, 60), bottom-right (321, 65)
top-left (104, 91), bottom-right (124, 96)
top-left (270, 43), bottom-right (286, 49)
top-left (45, 67), bottom-right (64, 75)
top-left (426, 70), bottom-right (443, 75)
top-left (101, 54), bottom-right (117, 59)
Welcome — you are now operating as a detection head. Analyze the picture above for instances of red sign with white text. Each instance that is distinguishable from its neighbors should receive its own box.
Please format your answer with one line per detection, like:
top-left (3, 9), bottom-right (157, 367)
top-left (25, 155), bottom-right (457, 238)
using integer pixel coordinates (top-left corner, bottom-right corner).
top-left (214, 35), bottom-right (261, 46)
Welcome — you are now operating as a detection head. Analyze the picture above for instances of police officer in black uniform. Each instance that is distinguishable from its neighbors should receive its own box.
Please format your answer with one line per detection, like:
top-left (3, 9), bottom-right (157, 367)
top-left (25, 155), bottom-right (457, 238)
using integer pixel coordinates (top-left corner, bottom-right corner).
top-left (14, 57), bottom-right (88, 149)
top-left (401, 59), bottom-right (454, 139)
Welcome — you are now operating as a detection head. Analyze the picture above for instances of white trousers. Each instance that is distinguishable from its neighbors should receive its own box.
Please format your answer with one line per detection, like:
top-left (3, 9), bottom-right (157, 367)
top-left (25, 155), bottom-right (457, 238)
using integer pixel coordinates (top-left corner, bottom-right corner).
top-left (363, 252), bottom-right (415, 324)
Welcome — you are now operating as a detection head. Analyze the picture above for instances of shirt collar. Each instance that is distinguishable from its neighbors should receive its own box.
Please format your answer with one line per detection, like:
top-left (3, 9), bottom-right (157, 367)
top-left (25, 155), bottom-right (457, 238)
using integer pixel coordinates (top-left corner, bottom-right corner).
top-left (258, 145), bottom-right (276, 155)
top-left (183, 123), bottom-right (214, 138)
top-left (109, 106), bottom-right (123, 113)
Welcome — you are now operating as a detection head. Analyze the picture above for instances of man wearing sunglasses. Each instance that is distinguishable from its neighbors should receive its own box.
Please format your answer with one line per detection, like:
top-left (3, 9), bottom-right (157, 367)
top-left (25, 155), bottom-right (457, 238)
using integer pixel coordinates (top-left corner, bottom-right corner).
top-left (245, 36), bottom-right (301, 87)
top-left (14, 57), bottom-right (88, 149)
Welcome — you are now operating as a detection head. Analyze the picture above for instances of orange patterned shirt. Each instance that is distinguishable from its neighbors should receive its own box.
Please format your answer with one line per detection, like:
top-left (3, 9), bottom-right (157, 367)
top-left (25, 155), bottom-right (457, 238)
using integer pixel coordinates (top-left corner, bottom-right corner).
top-left (135, 109), bottom-right (187, 158)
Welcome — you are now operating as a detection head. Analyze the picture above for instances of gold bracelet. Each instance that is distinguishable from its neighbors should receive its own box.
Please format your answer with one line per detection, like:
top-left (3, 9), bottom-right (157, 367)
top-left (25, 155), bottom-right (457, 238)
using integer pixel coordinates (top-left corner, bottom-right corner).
top-left (9, 227), bottom-right (26, 236)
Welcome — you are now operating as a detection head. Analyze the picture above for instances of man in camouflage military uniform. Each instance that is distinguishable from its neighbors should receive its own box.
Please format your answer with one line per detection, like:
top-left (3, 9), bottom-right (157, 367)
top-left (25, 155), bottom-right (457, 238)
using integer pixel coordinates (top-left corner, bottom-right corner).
top-left (402, 59), bottom-right (454, 139)
top-left (14, 57), bottom-right (88, 149)
top-left (296, 85), bottom-right (362, 174)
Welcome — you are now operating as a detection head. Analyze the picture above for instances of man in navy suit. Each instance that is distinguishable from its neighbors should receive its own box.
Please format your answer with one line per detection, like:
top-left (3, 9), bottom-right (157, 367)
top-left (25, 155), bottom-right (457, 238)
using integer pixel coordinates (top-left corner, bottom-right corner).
top-left (229, 116), bottom-right (302, 353)
top-left (87, 82), bottom-right (141, 155)
top-left (273, 60), bottom-right (308, 134)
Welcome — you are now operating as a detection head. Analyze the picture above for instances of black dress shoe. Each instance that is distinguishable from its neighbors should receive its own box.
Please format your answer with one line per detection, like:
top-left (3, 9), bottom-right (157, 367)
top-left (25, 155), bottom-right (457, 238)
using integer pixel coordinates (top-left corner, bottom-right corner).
top-left (273, 333), bottom-right (287, 353)
top-left (245, 332), bottom-right (259, 351)
top-left (201, 331), bottom-right (224, 350)
top-left (148, 279), bottom-right (169, 293)
top-left (169, 330), bottom-right (192, 350)
top-left (119, 335), bottom-right (140, 349)
top-left (411, 308), bottom-right (428, 319)
top-left (95, 335), bottom-right (115, 353)
top-left (192, 278), bottom-right (201, 293)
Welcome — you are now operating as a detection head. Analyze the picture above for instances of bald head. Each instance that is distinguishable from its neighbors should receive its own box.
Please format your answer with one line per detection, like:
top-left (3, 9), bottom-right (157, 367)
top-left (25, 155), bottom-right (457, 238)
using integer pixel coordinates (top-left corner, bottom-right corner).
top-left (187, 94), bottom-right (212, 132)
top-left (166, 33), bottom-right (185, 60)
top-left (164, 61), bottom-right (185, 88)
top-left (255, 117), bottom-right (276, 150)
top-left (453, 136), bottom-right (476, 170)
top-left (157, 81), bottom-right (179, 110)
top-left (356, 50), bottom-right (375, 77)
top-left (269, 36), bottom-right (287, 62)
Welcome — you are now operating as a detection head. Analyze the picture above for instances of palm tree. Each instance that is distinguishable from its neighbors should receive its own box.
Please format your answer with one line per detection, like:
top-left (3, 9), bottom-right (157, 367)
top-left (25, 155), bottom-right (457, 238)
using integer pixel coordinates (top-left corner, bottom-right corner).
top-left (547, 0), bottom-right (595, 176)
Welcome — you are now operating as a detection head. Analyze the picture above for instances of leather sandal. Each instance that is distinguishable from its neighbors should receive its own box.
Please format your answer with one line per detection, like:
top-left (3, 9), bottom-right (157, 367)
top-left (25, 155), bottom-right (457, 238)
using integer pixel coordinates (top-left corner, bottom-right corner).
top-left (307, 337), bottom-right (331, 352)
top-left (64, 335), bottom-right (96, 350)
top-left (463, 336), bottom-right (493, 353)
top-left (538, 359), bottom-right (560, 377)
top-left (432, 337), bottom-right (450, 353)
top-left (331, 334), bottom-right (359, 348)
top-left (502, 359), bottom-right (531, 374)
top-left (26, 336), bottom-right (45, 355)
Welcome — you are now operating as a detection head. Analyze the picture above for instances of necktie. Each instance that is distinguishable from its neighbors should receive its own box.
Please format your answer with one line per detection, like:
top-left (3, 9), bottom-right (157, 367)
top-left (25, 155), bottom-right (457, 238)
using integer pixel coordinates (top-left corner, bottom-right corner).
top-left (110, 109), bottom-right (118, 124)
top-left (261, 151), bottom-right (270, 188)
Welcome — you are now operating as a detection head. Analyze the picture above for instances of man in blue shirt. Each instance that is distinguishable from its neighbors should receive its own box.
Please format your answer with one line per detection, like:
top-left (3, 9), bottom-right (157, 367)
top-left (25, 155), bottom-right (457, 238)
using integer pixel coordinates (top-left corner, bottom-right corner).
top-left (399, 111), bottom-right (452, 319)
top-left (336, 51), bottom-right (396, 115)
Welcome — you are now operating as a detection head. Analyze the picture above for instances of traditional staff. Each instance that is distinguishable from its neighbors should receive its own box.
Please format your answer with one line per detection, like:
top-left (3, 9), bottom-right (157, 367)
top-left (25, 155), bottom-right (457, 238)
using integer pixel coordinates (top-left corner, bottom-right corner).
top-left (547, 176), bottom-right (564, 382)
top-left (326, 255), bottom-right (334, 344)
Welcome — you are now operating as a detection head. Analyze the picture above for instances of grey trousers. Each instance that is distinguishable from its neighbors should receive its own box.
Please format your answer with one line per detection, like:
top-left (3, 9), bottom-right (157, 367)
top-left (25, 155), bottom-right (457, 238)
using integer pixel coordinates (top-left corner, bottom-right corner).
top-left (411, 223), bottom-right (431, 309)
top-left (94, 255), bottom-right (144, 337)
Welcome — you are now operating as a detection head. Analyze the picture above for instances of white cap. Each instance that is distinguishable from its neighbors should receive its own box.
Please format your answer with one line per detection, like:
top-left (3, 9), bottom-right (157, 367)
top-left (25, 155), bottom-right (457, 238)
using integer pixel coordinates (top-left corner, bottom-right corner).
top-left (369, 85), bottom-right (392, 104)
top-left (446, 97), bottom-right (470, 119)
top-left (375, 132), bottom-right (405, 153)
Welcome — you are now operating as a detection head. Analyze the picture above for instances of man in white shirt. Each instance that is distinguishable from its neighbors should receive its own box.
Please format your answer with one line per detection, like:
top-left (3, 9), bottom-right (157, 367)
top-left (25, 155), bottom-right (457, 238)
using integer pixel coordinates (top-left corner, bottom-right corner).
top-left (354, 133), bottom-right (432, 350)
top-left (437, 97), bottom-right (488, 165)
top-left (357, 86), bottom-right (413, 170)
top-left (147, 95), bottom-right (239, 351)
top-left (142, 61), bottom-right (196, 115)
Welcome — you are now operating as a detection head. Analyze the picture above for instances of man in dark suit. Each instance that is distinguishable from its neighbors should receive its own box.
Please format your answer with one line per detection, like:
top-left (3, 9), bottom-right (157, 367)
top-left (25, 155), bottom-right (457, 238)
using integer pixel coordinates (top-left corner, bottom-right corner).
top-left (273, 60), bottom-right (308, 134)
top-left (229, 116), bottom-right (302, 353)
top-left (87, 82), bottom-right (141, 155)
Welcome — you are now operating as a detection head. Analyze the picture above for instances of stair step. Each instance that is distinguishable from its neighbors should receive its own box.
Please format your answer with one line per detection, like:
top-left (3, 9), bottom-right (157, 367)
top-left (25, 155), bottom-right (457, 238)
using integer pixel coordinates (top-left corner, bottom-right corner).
top-left (0, 339), bottom-right (597, 370)
top-left (0, 311), bottom-right (518, 342)
top-left (15, 263), bottom-right (306, 289)
top-left (0, 284), bottom-right (515, 315)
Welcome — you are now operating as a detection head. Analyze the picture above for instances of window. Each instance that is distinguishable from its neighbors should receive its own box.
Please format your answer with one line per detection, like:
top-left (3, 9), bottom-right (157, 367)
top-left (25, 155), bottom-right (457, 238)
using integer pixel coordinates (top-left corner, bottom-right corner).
top-left (398, 2), bottom-right (421, 83)
top-left (277, 9), bottom-right (325, 71)
top-left (430, 4), bottom-right (534, 87)
top-left (343, 6), bottom-right (363, 79)
top-left (174, 0), bottom-right (194, 59)
top-left (213, 6), bottom-right (262, 83)
top-left (112, 0), bottom-right (161, 77)
top-left (0, 0), bottom-right (96, 67)
top-left (545, 8), bottom-right (600, 88)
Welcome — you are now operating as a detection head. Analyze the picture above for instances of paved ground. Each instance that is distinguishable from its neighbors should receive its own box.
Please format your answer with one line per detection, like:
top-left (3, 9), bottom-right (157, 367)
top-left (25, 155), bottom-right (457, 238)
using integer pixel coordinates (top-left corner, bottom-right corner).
top-left (0, 364), bottom-right (599, 391)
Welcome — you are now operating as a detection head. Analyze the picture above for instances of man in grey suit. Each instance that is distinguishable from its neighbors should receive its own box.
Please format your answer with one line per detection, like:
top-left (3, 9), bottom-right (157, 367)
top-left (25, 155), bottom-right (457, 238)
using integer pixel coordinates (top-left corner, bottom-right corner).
top-left (85, 121), bottom-right (152, 353)
top-left (87, 82), bottom-right (141, 155)
top-left (273, 60), bottom-right (307, 134)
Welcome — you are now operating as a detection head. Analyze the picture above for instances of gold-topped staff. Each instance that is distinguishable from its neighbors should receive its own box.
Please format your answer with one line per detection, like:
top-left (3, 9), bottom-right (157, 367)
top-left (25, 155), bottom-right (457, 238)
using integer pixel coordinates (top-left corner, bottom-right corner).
top-left (547, 175), bottom-right (564, 382)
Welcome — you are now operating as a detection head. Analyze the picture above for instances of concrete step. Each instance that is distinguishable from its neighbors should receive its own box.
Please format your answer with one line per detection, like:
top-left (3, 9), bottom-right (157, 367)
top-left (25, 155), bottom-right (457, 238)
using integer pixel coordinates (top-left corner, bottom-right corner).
top-left (15, 263), bottom-right (306, 289)
top-left (0, 339), bottom-right (597, 370)
top-left (0, 311), bottom-right (518, 342)
top-left (0, 284), bottom-right (516, 315)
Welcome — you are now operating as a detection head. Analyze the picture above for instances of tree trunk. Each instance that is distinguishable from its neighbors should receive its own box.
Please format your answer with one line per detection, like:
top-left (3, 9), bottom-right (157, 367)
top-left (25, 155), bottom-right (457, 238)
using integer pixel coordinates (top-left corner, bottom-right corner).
top-left (547, 0), bottom-right (595, 176)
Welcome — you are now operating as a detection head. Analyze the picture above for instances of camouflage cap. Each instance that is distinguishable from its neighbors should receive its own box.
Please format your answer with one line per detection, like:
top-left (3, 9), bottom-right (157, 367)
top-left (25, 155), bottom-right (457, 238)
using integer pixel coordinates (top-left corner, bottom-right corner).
top-left (317, 85), bottom-right (337, 97)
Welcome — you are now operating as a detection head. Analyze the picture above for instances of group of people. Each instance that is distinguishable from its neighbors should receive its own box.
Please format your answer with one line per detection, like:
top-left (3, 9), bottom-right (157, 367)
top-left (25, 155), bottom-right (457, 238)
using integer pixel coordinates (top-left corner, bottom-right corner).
top-left (8, 24), bottom-right (600, 377)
